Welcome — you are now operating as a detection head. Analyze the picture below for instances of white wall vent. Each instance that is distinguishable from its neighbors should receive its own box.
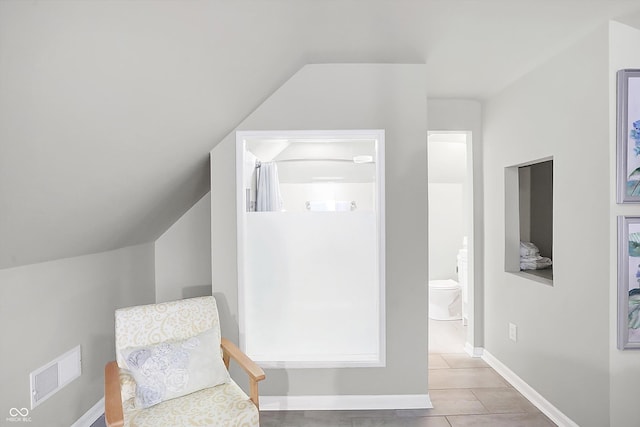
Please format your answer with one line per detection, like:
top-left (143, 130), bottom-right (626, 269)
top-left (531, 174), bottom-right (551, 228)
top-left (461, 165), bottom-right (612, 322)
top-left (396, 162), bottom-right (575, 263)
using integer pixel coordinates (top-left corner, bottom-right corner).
top-left (30, 345), bottom-right (81, 409)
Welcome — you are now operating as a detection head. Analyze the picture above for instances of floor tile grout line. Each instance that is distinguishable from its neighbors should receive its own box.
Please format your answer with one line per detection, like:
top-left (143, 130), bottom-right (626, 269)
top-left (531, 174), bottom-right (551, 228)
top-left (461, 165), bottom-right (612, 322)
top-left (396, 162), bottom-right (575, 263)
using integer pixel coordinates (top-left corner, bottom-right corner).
top-left (428, 349), bottom-right (550, 424)
top-left (468, 388), bottom-right (493, 415)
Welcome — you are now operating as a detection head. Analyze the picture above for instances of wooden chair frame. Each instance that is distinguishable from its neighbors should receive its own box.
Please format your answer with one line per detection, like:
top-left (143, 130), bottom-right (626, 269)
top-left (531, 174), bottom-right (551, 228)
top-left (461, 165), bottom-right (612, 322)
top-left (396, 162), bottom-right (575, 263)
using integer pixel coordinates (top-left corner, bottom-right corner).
top-left (104, 338), bottom-right (265, 427)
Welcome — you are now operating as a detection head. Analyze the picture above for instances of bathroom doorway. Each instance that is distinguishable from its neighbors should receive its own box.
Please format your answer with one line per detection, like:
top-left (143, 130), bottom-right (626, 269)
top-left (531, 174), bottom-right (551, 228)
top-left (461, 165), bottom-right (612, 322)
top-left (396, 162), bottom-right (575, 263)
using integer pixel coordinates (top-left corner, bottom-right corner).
top-left (427, 131), bottom-right (474, 354)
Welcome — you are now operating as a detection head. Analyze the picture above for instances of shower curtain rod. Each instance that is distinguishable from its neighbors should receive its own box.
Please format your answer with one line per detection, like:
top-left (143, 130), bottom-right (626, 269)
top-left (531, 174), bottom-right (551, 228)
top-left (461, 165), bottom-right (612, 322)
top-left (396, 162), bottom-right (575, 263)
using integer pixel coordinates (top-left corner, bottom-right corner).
top-left (255, 158), bottom-right (357, 167)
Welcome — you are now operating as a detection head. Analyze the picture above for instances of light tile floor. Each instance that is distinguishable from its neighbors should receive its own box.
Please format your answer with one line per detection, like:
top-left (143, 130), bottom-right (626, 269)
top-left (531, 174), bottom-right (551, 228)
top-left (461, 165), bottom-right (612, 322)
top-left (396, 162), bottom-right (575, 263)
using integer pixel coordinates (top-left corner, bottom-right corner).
top-left (261, 319), bottom-right (556, 426)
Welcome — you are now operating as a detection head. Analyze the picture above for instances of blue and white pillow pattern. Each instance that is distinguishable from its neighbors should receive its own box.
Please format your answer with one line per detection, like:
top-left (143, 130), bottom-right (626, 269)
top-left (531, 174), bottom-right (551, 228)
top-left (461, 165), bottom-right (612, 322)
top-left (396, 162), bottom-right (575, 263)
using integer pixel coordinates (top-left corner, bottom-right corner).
top-left (121, 328), bottom-right (230, 408)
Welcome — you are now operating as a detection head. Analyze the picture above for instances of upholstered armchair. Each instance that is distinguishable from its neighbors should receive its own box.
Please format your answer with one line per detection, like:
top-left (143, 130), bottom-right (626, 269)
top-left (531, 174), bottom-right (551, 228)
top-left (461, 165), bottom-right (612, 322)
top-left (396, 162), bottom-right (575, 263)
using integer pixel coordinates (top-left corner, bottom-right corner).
top-left (104, 296), bottom-right (265, 427)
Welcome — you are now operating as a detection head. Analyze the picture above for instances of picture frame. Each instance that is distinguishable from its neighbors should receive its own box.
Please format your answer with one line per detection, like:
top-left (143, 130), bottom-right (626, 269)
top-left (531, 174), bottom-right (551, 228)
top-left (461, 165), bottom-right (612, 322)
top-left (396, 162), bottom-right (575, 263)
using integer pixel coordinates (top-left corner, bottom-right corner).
top-left (617, 216), bottom-right (640, 350)
top-left (616, 69), bottom-right (640, 203)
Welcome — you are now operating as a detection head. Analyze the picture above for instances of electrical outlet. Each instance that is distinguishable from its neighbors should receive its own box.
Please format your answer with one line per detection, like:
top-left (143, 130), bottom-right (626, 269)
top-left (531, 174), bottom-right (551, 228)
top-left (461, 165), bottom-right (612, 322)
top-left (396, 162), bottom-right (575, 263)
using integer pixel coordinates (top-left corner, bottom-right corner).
top-left (509, 323), bottom-right (517, 342)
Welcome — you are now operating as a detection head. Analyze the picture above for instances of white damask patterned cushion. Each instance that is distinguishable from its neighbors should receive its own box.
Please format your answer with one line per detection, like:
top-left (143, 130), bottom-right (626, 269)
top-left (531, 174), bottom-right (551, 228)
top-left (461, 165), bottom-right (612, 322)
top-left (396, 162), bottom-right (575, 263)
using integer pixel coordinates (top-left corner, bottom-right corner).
top-left (122, 381), bottom-right (259, 427)
top-left (115, 296), bottom-right (223, 403)
top-left (120, 328), bottom-right (230, 409)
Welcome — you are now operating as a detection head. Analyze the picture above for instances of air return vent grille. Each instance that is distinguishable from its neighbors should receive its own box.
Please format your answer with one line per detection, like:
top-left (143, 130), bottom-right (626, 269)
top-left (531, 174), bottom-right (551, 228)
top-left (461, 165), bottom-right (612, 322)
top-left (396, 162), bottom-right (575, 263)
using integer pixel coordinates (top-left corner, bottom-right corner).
top-left (30, 346), bottom-right (81, 409)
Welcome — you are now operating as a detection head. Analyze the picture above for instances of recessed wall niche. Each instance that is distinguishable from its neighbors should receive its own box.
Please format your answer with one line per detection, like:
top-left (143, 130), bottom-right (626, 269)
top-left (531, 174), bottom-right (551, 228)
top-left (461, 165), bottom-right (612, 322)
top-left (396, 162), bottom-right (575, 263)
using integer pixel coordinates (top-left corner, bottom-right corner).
top-left (505, 158), bottom-right (554, 284)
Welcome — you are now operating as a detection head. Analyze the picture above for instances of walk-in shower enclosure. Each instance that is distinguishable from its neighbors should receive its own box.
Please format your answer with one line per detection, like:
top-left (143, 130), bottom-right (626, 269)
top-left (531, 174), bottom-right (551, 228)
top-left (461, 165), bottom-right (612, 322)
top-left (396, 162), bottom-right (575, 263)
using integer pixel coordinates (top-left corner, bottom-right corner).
top-left (236, 130), bottom-right (385, 368)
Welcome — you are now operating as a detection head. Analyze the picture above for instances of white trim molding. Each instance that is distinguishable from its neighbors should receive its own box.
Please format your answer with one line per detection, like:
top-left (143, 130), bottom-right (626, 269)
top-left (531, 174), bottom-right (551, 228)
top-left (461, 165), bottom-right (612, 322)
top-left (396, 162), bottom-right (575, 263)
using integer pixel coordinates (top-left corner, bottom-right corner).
top-left (482, 350), bottom-right (579, 427)
top-left (260, 394), bottom-right (433, 411)
top-left (70, 397), bottom-right (104, 427)
top-left (464, 342), bottom-right (484, 358)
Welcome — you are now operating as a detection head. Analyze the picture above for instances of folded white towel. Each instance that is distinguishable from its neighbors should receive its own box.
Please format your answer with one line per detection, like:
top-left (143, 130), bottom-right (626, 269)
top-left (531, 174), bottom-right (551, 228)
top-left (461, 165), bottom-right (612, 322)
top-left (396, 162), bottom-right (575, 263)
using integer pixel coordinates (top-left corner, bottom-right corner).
top-left (520, 256), bottom-right (552, 270)
top-left (520, 241), bottom-right (540, 257)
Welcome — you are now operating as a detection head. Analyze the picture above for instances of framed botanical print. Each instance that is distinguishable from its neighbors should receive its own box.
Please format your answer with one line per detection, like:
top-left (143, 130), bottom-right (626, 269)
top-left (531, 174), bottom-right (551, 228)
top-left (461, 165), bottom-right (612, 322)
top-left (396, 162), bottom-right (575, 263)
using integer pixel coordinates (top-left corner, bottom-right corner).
top-left (617, 69), bottom-right (640, 203)
top-left (618, 216), bottom-right (640, 349)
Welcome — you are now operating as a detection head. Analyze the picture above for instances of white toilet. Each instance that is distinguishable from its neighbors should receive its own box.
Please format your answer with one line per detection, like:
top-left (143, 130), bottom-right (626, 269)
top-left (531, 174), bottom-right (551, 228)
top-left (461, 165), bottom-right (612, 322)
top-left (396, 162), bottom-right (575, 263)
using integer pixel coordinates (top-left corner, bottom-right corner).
top-left (428, 279), bottom-right (462, 320)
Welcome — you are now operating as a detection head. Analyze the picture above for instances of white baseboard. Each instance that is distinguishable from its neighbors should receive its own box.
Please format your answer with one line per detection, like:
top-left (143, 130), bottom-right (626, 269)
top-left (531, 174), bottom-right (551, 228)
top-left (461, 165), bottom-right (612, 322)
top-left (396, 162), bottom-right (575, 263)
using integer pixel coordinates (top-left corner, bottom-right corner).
top-left (70, 397), bottom-right (104, 427)
top-left (482, 350), bottom-right (579, 427)
top-left (260, 394), bottom-right (433, 411)
top-left (464, 342), bottom-right (484, 358)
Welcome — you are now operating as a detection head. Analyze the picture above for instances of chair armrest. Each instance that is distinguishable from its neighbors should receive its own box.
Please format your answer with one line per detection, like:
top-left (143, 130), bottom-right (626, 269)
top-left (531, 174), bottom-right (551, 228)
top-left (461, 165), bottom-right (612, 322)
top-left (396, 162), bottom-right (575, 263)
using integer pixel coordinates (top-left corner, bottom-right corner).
top-left (221, 337), bottom-right (265, 408)
top-left (104, 361), bottom-right (124, 427)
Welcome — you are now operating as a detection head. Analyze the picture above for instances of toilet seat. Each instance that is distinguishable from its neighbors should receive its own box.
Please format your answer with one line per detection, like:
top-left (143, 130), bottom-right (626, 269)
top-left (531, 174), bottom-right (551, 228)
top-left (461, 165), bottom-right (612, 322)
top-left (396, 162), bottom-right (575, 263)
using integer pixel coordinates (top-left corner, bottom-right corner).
top-left (429, 279), bottom-right (460, 290)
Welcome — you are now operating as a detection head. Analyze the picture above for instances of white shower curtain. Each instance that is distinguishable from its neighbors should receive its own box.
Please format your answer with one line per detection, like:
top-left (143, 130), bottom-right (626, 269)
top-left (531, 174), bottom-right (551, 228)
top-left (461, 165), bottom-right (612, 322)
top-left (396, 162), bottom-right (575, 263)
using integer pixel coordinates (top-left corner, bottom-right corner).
top-left (256, 161), bottom-right (283, 212)
top-left (244, 152), bottom-right (258, 211)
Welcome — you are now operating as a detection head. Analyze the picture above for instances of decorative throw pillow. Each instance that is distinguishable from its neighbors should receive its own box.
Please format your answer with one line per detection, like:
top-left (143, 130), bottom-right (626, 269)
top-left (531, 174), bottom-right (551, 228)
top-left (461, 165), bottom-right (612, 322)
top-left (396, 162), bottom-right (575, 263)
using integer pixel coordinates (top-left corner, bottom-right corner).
top-left (120, 328), bottom-right (230, 409)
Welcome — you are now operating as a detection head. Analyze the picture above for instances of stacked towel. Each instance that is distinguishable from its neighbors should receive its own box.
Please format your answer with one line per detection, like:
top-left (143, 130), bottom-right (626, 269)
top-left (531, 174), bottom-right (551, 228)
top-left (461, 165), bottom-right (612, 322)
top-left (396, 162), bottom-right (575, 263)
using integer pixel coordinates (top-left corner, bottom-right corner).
top-left (520, 241), bottom-right (539, 257)
top-left (520, 242), bottom-right (552, 270)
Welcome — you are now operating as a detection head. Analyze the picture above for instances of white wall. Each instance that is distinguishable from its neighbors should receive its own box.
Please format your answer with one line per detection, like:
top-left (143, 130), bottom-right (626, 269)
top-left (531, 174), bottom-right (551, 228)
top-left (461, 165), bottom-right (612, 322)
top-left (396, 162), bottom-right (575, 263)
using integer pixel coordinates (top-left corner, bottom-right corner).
top-left (427, 99), bottom-right (483, 348)
top-left (428, 183), bottom-right (464, 280)
top-left (155, 193), bottom-right (212, 303)
top-left (608, 21), bottom-right (640, 427)
top-left (428, 137), bottom-right (467, 281)
top-left (212, 64), bottom-right (428, 399)
top-left (0, 1), bottom-right (221, 269)
top-left (483, 27), bottom-right (610, 427)
top-left (279, 183), bottom-right (374, 212)
top-left (0, 244), bottom-right (155, 427)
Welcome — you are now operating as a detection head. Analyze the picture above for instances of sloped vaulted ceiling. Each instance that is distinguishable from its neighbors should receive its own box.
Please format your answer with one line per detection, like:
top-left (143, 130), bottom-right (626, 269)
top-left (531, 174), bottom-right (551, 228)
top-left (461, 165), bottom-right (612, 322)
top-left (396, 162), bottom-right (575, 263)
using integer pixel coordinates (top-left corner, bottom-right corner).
top-left (1, 0), bottom-right (639, 268)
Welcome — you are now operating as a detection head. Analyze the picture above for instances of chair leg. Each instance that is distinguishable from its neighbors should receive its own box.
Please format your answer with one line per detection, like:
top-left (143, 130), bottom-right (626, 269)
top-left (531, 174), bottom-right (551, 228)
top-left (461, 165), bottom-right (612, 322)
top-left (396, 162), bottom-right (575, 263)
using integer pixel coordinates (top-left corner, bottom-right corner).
top-left (104, 361), bottom-right (124, 427)
top-left (249, 379), bottom-right (260, 409)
